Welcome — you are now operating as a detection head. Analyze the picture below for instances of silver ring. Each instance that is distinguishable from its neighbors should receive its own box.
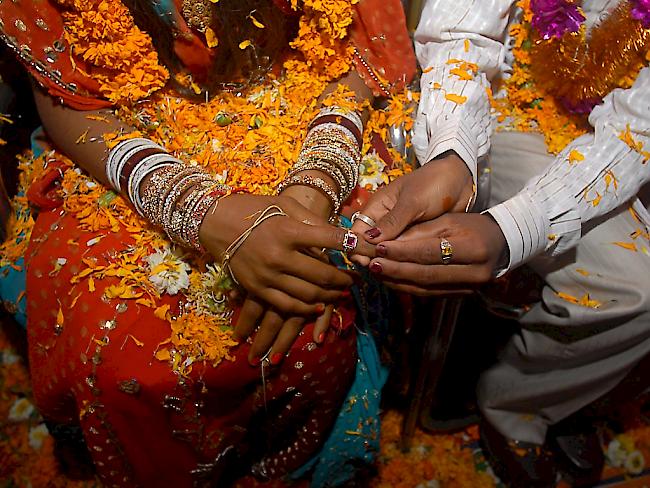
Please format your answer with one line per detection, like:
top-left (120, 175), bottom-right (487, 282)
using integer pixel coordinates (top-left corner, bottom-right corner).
top-left (351, 211), bottom-right (377, 228)
top-left (342, 230), bottom-right (359, 253)
top-left (440, 238), bottom-right (453, 264)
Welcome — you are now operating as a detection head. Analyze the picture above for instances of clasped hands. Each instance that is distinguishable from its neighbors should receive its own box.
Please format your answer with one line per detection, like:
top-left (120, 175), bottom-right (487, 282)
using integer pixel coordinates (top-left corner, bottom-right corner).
top-left (198, 191), bottom-right (376, 365)
top-left (350, 153), bottom-right (508, 295)
top-left (198, 154), bottom-right (508, 365)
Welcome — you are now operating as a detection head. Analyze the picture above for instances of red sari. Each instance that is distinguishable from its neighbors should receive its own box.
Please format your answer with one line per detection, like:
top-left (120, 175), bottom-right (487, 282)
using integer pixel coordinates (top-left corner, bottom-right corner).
top-left (1, 1), bottom-right (416, 486)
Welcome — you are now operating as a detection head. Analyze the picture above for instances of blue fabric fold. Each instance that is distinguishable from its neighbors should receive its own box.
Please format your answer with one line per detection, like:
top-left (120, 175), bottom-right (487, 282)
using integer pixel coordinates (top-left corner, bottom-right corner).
top-left (292, 217), bottom-right (392, 487)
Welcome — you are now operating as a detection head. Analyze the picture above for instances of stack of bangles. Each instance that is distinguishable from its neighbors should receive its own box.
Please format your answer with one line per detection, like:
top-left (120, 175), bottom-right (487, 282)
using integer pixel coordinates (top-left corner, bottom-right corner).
top-left (105, 137), bottom-right (231, 251)
top-left (277, 106), bottom-right (363, 222)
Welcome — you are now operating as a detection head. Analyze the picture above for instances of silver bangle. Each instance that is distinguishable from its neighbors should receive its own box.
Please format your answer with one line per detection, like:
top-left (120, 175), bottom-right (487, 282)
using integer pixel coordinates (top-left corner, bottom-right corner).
top-left (106, 138), bottom-right (161, 191)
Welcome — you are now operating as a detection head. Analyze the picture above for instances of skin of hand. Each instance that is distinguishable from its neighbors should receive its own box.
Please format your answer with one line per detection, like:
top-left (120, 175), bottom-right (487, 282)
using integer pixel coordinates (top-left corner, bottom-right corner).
top-left (362, 212), bottom-right (507, 296)
top-left (232, 182), bottom-right (366, 365)
top-left (198, 192), bottom-right (374, 314)
top-left (229, 183), bottom-right (332, 364)
top-left (231, 60), bottom-right (375, 364)
top-left (351, 152), bottom-right (474, 266)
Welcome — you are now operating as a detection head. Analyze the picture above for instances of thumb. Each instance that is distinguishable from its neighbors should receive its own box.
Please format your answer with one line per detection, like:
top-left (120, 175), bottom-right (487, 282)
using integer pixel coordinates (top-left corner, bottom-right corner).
top-left (366, 197), bottom-right (416, 242)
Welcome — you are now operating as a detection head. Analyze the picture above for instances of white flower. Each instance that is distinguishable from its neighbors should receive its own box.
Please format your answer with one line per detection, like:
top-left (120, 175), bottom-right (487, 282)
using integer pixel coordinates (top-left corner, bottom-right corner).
top-left (606, 439), bottom-right (627, 468)
top-left (358, 152), bottom-right (388, 191)
top-left (247, 88), bottom-right (266, 103)
top-left (415, 481), bottom-right (440, 488)
top-left (145, 247), bottom-right (191, 295)
top-left (8, 397), bottom-right (35, 422)
top-left (1, 350), bottom-right (19, 365)
top-left (214, 169), bottom-right (228, 184)
top-left (624, 450), bottom-right (645, 475)
top-left (28, 423), bottom-right (50, 450)
top-left (211, 138), bottom-right (224, 153)
top-left (413, 444), bottom-right (429, 457)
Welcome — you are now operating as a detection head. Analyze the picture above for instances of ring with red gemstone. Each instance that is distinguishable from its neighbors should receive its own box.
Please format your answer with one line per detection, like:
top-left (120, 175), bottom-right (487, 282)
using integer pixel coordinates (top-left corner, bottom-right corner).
top-left (342, 230), bottom-right (359, 253)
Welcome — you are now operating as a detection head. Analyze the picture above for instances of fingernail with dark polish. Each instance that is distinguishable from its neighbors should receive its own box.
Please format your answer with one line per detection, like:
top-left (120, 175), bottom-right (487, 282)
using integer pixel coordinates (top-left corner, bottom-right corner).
top-left (370, 262), bottom-right (383, 274)
top-left (318, 332), bottom-right (325, 343)
top-left (270, 353), bottom-right (283, 365)
top-left (376, 244), bottom-right (387, 257)
top-left (366, 228), bottom-right (381, 239)
top-left (316, 303), bottom-right (325, 314)
top-left (249, 356), bottom-right (261, 367)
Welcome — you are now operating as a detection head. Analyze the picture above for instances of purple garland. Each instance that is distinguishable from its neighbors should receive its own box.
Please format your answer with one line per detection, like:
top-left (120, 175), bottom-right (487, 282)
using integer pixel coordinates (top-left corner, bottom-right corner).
top-left (529, 0), bottom-right (650, 112)
top-left (631, 0), bottom-right (650, 27)
top-left (530, 0), bottom-right (585, 39)
top-left (530, 0), bottom-right (650, 39)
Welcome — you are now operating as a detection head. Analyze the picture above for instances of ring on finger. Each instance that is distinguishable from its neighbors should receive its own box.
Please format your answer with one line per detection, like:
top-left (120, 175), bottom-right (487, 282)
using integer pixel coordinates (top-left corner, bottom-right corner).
top-left (440, 238), bottom-right (453, 264)
top-left (351, 211), bottom-right (377, 228)
top-left (342, 230), bottom-right (359, 254)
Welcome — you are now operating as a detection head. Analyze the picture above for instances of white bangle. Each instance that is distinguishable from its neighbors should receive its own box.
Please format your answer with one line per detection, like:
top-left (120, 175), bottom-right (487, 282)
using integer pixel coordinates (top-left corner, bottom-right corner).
top-left (128, 153), bottom-right (182, 215)
top-left (106, 138), bottom-right (162, 191)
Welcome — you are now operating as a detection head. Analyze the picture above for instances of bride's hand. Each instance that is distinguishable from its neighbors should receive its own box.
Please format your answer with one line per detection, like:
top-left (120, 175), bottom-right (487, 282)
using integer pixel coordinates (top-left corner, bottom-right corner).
top-left (233, 297), bottom-right (337, 365)
top-left (199, 193), bottom-right (372, 315)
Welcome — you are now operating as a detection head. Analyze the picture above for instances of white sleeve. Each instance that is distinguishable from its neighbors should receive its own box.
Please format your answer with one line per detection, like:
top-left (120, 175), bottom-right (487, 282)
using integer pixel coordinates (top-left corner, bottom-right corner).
top-left (488, 67), bottom-right (650, 272)
top-left (412, 0), bottom-right (514, 186)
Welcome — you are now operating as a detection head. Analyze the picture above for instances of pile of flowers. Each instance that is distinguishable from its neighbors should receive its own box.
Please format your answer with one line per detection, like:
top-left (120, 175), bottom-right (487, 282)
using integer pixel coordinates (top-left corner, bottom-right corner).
top-left (0, 0), bottom-right (414, 375)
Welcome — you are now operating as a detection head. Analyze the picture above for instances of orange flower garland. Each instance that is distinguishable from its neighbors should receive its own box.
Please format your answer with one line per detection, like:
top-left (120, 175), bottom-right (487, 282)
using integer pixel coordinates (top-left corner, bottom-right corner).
top-left (498, 0), bottom-right (650, 154)
top-left (55, 0), bottom-right (169, 104)
top-left (0, 0), bottom-right (414, 374)
top-left (530, 1), bottom-right (650, 109)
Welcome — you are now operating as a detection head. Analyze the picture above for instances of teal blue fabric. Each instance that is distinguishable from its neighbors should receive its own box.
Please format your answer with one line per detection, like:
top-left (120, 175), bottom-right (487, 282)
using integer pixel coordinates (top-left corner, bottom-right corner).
top-left (292, 218), bottom-right (392, 487)
top-left (151, 0), bottom-right (180, 28)
top-left (0, 130), bottom-right (45, 329)
top-left (0, 257), bottom-right (27, 327)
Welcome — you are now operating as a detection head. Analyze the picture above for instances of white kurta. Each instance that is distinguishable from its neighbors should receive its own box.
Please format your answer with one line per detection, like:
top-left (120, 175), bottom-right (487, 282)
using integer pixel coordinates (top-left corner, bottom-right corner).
top-left (413, 0), bottom-right (650, 270)
top-left (413, 0), bottom-right (650, 443)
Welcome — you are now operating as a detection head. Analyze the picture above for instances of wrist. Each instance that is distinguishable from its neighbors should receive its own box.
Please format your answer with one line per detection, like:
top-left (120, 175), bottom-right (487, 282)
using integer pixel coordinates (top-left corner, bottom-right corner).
top-left (429, 151), bottom-right (472, 181)
top-left (281, 169), bottom-right (337, 214)
top-left (198, 193), bottom-right (238, 256)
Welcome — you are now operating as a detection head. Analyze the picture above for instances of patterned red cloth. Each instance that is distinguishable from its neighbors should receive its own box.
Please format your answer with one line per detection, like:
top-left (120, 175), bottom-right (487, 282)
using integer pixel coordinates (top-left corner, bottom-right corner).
top-left (2, 0), bottom-right (416, 485)
top-left (26, 207), bottom-right (358, 486)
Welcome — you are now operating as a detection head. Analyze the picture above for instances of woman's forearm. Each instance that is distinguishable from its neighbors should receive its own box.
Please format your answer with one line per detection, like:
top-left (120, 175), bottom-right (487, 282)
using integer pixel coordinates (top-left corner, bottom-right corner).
top-left (282, 69), bottom-right (373, 217)
top-left (32, 85), bottom-right (133, 186)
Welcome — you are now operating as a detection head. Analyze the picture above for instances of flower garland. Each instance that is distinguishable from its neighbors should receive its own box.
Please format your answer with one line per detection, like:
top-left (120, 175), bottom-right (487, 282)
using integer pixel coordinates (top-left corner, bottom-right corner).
top-left (497, 0), bottom-right (650, 154)
top-left (0, 0), bottom-right (413, 375)
top-left (529, 0), bottom-right (650, 112)
top-left (55, 0), bottom-right (170, 105)
top-left (289, 0), bottom-right (359, 80)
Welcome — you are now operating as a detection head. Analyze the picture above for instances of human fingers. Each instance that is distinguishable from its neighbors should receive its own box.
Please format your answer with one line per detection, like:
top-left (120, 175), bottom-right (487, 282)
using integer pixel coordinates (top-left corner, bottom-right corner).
top-left (268, 316), bottom-right (306, 365)
top-left (276, 273), bottom-right (343, 304)
top-left (350, 185), bottom-right (398, 235)
top-left (291, 223), bottom-right (376, 258)
top-left (376, 237), bottom-right (485, 265)
top-left (350, 190), bottom-right (396, 266)
top-left (257, 287), bottom-right (324, 316)
top-left (287, 252), bottom-right (355, 290)
top-left (368, 258), bottom-right (493, 286)
top-left (312, 304), bottom-right (333, 344)
top-left (363, 193), bottom-right (419, 244)
top-left (234, 297), bottom-right (265, 341)
top-left (248, 310), bottom-right (284, 364)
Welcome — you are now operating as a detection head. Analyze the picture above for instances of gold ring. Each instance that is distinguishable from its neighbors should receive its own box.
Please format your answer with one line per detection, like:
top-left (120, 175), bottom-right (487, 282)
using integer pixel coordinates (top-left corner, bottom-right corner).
top-left (351, 211), bottom-right (377, 228)
top-left (440, 238), bottom-right (453, 264)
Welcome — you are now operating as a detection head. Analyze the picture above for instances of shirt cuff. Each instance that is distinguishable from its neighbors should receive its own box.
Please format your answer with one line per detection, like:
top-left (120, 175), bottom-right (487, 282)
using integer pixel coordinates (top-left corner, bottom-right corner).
top-left (420, 116), bottom-right (479, 187)
top-left (485, 190), bottom-right (550, 275)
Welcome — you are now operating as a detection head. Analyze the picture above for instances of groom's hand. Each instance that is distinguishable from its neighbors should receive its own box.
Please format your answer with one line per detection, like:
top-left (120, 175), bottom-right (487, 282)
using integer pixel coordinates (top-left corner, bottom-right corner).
top-left (351, 152), bottom-right (474, 265)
